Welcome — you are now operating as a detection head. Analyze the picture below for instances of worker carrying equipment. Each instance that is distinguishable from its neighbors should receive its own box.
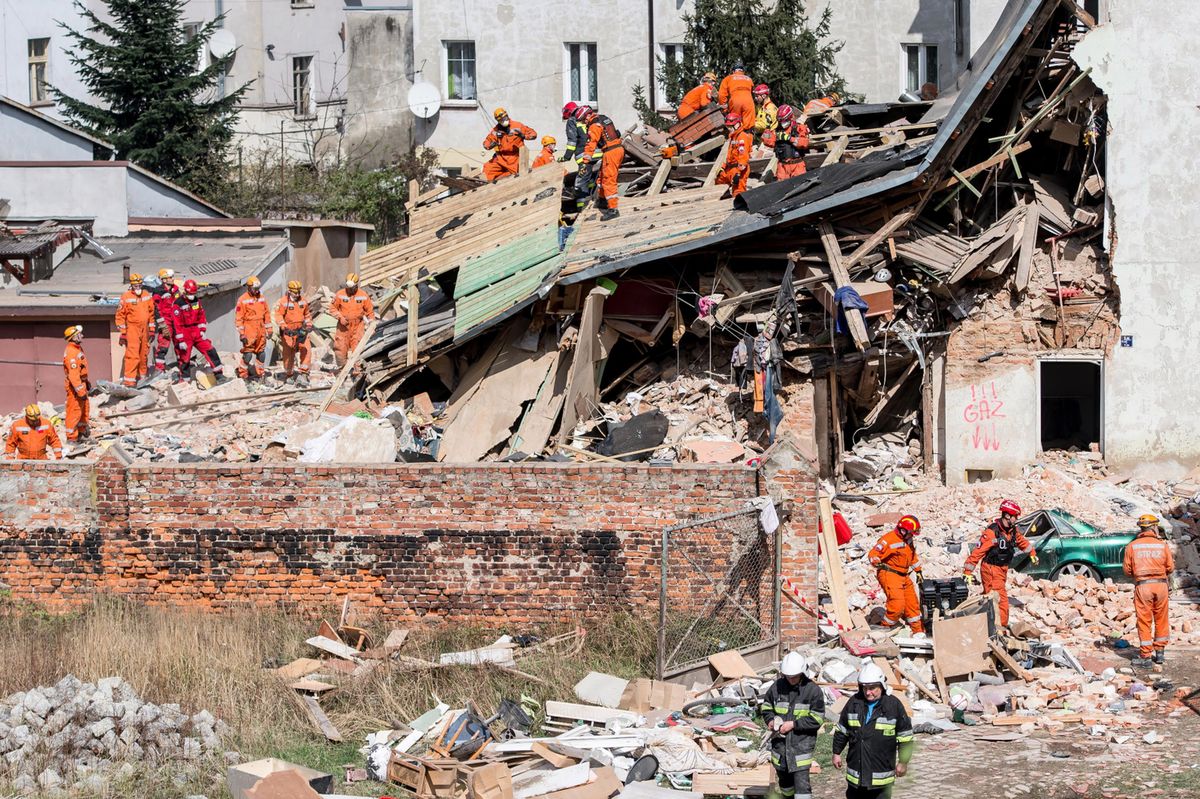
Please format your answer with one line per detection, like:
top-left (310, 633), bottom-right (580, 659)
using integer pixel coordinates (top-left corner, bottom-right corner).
top-left (676, 72), bottom-right (718, 120)
top-left (114, 272), bottom-right (156, 387)
top-left (1124, 512), bottom-right (1173, 667)
top-left (963, 500), bottom-right (1037, 627)
top-left (765, 104), bottom-right (811, 180)
top-left (752, 83), bottom-right (778, 136)
top-left (718, 64), bottom-right (755, 125)
top-left (715, 113), bottom-right (754, 198)
top-left (62, 325), bottom-right (91, 442)
top-left (532, 135), bottom-right (557, 169)
top-left (234, 275), bottom-right (272, 380)
top-left (869, 515), bottom-right (926, 635)
top-left (482, 108), bottom-right (537, 182)
top-left (276, 281), bottom-right (314, 386)
top-left (578, 107), bottom-right (625, 220)
top-left (832, 660), bottom-right (913, 796)
top-left (330, 273), bottom-right (375, 373)
top-left (5, 404), bottom-right (63, 460)
top-left (172, 280), bottom-right (225, 383)
top-left (761, 651), bottom-right (823, 799)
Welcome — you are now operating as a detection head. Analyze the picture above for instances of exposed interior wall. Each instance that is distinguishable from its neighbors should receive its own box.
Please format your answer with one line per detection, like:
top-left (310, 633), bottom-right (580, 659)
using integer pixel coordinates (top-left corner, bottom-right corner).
top-left (286, 227), bottom-right (362, 290)
top-left (345, 10), bottom-right (415, 168)
top-left (1072, 4), bottom-right (1200, 472)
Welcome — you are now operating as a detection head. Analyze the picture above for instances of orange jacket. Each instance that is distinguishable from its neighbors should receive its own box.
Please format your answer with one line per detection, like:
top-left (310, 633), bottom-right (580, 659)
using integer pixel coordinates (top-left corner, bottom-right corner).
top-left (531, 146), bottom-right (555, 169)
top-left (275, 296), bottom-right (312, 332)
top-left (718, 72), bottom-right (754, 107)
top-left (235, 291), bottom-right (272, 335)
top-left (803, 96), bottom-right (837, 116)
top-left (678, 83), bottom-right (715, 119)
top-left (1124, 531), bottom-right (1174, 581)
top-left (331, 288), bottom-right (375, 327)
top-left (964, 521), bottom-right (1033, 571)
top-left (483, 121), bottom-right (536, 156)
top-left (114, 290), bottom-right (156, 333)
top-left (869, 529), bottom-right (921, 576)
top-left (6, 417), bottom-right (62, 459)
top-left (63, 341), bottom-right (89, 397)
top-left (724, 129), bottom-right (754, 171)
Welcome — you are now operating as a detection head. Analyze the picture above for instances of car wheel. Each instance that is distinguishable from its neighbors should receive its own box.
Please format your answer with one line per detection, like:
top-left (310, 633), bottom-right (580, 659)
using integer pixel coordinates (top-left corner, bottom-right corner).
top-left (1053, 562), bottom-right (1100, 581)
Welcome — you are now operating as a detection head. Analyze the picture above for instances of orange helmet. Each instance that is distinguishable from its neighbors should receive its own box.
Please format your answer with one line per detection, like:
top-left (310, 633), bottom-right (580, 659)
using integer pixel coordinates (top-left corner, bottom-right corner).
top-left (541, 135), bottom-right (556, 146)
top-left (129, 272), bottom-right (143, 285)
top-left (999, 499), bottom-right (1022, 517)
top-left (493, 107), bottom-right (508, 121)
top-left (702, 72), bottom-right (718, 83)
top-left (24, 403), bottom-right (41, 420)
top-left (1137, 513), bottom-right (1160, 529)
top-left (896, 515), bottom-right (921, 535)
top-left (63, 325), bottom-right (83, 340)
top-left (245, 276), bottom-right (261, 288)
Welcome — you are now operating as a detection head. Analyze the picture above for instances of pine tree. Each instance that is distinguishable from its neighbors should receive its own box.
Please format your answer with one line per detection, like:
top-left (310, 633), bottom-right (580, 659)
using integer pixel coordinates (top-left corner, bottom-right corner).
top-left (49, 0), bottom-right (250, 194)
top-left (656, 0), bottom-right (846, 114)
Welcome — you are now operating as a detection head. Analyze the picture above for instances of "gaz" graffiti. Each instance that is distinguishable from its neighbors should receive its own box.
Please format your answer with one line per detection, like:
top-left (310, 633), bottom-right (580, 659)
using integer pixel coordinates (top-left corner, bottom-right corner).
top-left (963, 382), bottom-right (1006, 450)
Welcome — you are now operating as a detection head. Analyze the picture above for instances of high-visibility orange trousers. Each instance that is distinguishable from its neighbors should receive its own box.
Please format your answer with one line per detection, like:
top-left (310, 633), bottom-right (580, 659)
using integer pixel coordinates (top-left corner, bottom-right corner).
top-left (597, 147), bottom-right (623, 210)
top-left (483, 156), bottom-right (519, 181)
top-left (728, 94), bottom-right (755, 127)
top-left (717, 165), bottom-right (748, 197)
top-left (64, 386), bottom-right (89, 442)
top-left (776, 160), bottom-right (807, 180)
top-left (981, 563), bottom-right (1012, 626)
top-left (877, 570), bottom-right (924, 634)
top-left (333, 321), bottom-right (366, 369)
top-left (1134, 582), bottom-right (1170, 657)
top-left (121, 324), bottom-right (151, 386)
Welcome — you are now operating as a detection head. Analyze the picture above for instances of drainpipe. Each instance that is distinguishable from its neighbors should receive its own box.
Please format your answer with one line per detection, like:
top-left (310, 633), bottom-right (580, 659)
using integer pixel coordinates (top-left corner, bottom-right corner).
top-left (648, 0), bottom-right (656, 112)
top-left (216, 0), bottom-right (226, 98)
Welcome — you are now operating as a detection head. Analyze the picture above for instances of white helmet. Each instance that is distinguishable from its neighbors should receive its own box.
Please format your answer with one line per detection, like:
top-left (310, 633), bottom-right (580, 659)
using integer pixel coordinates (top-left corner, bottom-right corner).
top-left (780, 651), bottom-right (808, 678)
top-left (857, 662), bottom-right (887, 688)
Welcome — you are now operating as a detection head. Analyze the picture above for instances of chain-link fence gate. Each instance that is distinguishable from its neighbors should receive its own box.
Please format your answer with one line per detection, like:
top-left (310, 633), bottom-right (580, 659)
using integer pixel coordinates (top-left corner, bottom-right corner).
top-left (657, 507), bottom-right (780, 679)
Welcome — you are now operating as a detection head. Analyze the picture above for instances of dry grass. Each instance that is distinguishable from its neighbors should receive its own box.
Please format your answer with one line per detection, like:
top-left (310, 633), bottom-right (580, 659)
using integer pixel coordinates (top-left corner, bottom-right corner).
top-left (0, 596), bottom-right (658, 798)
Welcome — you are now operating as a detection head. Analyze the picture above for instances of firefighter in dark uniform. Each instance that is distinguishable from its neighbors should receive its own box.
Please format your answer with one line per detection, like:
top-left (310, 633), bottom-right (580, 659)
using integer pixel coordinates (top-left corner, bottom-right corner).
top-left (832, 662), bottom-right (914, 799)
top-left (761, 651), bottom-right (824, 799)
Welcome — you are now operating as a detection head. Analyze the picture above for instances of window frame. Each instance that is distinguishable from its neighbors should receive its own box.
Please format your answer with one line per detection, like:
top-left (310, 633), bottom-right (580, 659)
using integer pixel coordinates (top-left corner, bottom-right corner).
top-left (563, 42), bottom-right (598, 107)
top-left (902, 43), bottom-right (939, 95)
top-left (290, 0), bottom-right (316, 8)
top-left (442, 40), bottom-right (478, 106)
top-left (657, 42), bottom-right (684, 111)
top-left (292, 54), bottom-right (316, 120)
top-left (182, 22), bottom-right (210, 75)
top-left (27, 37), bottom-right (50, 106)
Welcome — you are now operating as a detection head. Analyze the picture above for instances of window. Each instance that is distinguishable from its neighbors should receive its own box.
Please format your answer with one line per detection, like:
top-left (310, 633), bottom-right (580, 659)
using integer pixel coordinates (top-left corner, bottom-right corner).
top-left (658, 43), bottom-right (684, 109)
top-left (292, 55), bottom-right (314, 118)
top-left (444, 41), bottom-right (476, 102)
top-left (565, 43), bottom-right (598, 106)
top-left (291, 0), bottom-right (315, 8)
top-left (903, 44), bottom-right (939, 95)
top-left (28, 38), bottom-right (49, 105)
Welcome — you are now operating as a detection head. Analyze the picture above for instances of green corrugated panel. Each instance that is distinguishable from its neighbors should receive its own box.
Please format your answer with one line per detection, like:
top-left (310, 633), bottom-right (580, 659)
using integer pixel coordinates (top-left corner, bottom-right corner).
top-left (454, 253), bottom-right (563, 340)
top-left (454, 225), bottom-right (560, 298)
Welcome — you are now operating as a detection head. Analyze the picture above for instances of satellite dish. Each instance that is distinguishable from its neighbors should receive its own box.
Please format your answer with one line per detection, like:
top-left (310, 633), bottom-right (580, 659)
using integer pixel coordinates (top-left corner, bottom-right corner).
top-left (209, 29), bottom-right (237, 59)
top-left (408, 81), bottom-right (442, 119)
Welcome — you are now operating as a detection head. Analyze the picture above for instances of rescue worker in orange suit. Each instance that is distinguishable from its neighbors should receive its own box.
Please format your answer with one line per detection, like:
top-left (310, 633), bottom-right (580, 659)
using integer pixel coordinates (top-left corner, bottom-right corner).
top-left (763, 104), bottom-right (810, 181)
top-left (532, 136), bottom-right (557, 169)
top-left (1124, 513), bottom-right (1174, 667)
top-left (234, 276), bottom-right (272, 380)
top-left (151, 268), bottom-right (180, 376)
top-left (715, 113), bottom-right (754, 199)
top-left (802, 92), bottom-right (841, 118)
top-left (869, 514), bottom-right (926, 637)
top-left (677, 72), bottom-right (718, 120)
top-left (751, 83), bottom-right (778, 138)
top-left (276, 280), bottom-right (314, 386)
top-left (330, 273), bottom-right (375, 372)
top-left (114, 272), bottom-right (156, 387)
top-left (172, 279), bottom-right (225, 383)
top-left (963, 499), bottom-right (1037, 628)
top-left (579, 107), bottom-right (625, 220)
top-left (718, 62), bottom-right (755, 127)
top-left (62, 325), bottom-right (91, 443)
top-left (482, 107), bottom-right (536, 182)
top-left (5, 404), bottom-right (63, 460)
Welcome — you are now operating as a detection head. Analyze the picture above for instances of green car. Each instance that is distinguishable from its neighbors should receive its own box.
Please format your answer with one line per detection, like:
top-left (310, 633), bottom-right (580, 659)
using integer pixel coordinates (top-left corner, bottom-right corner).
top-left (1011, 508), bottom-right (1139, 582)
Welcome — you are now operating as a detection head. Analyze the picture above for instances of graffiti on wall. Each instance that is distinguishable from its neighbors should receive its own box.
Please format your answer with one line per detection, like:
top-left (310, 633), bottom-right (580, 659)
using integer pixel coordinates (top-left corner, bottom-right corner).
top-left (963, 381), bottom-right (1006, 451)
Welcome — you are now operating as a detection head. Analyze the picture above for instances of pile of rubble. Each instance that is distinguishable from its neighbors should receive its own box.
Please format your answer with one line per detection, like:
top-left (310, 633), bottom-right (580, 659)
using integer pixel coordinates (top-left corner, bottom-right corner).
top-left (0, 675), bottom-right (226, 795)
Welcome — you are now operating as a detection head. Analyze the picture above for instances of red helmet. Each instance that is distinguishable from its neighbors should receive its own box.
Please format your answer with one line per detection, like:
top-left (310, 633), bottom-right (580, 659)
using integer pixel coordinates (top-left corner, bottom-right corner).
top-left (183, 279), bottom-right (198, 294)
top-left (562, 101), bottom-right (578, 120)
top-left (724, 112), bottom-right (743, 126)
top-left (897, 515), bottom-right (921, 535)
top-left (573, 104), bottom-right (593, 120)
top-left (777, 104), bottom-right (795, 122)
top-left (999, 499), bottom-right (1022, 517)
top-left (752, 83), bottom-right (770, 96)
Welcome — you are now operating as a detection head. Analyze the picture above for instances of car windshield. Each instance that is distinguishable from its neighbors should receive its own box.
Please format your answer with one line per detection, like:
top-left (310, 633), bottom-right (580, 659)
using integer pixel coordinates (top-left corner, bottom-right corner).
top-left (1055, 510), bottom-right (1103, 537)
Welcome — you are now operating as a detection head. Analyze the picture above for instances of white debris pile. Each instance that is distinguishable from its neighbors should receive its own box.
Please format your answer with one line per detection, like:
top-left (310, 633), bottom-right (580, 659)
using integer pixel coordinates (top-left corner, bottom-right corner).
top-left (0, 675), bottom-right (227, 795)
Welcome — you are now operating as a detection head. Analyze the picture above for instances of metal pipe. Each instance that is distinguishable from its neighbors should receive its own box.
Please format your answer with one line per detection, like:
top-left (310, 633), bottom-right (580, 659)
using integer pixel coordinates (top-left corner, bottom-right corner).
top-left (216, 0), bottom-right (226, 98)
top-left (647, 0), bottom-right (656, 113)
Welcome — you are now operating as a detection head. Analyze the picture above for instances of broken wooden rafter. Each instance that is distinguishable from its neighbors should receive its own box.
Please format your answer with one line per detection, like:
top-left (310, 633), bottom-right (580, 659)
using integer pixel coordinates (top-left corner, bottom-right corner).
top-left (840, 210), bottom-right (917, 272)
top-left (818, 222), bottom-right (870, 351)
top-left (934, 141), bottom-right (1033, 192)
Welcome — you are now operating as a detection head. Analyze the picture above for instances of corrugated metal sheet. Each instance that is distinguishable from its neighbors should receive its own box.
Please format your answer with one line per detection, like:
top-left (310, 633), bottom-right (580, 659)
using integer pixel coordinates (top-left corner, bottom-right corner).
top-left (453, 253), bottom-right (563, 340)
top-left (454, 225), bottom-right (560, 297)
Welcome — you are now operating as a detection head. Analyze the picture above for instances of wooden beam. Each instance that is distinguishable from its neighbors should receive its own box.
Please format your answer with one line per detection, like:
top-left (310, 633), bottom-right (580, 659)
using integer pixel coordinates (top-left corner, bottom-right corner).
top-left (821, 135), bottom-right (850, 167)
top-left (818, 496), bottom-right (854, 632)
top-left (1014, 196), bottom-right (1040, 292)
top-left (647, 159), bottom-right (673, 196)
top-left (703, 140), bottom-right (730, 187)
top-left (318, 317), bottom-right (379, 416)
top-left (934, 141), bottom-right (1033, 192)
top-left (989, 639), bottom-right (1035, 682)
top-left (862, 358), bottom-right (920, 428)
top-left (818, 222), bottom-right (870, 351)
top-left (679, 134), bottom-right (726, 163)
top-left (841, 210), bottom-right (916, 272)
top-left (405, 283), bottom-right (420, 367)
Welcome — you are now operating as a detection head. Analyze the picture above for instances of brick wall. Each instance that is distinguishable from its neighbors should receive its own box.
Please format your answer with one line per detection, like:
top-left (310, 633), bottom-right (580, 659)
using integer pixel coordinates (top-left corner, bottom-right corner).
top-left (0, 452), bottom-right (821, 641)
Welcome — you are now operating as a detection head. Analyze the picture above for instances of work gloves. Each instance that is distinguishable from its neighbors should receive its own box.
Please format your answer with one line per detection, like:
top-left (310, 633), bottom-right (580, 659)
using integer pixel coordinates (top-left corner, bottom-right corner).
top-left (1029, 552), bottom-right (1040, 565)
top-left (963, 573), bottom-right (975, 585)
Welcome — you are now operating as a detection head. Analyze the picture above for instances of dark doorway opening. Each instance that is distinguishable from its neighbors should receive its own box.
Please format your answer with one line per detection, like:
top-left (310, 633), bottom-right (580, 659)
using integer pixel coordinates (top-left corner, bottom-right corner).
top-left (1040, 360), bottom-right (1102, 452)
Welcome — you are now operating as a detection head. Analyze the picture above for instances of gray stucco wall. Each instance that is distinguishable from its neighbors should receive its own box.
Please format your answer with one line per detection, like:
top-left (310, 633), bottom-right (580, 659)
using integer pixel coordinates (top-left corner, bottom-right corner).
top-left (0, 100), bottom-right (98, 160)
top-left (125, 169), bottom-right (222, 219)
top-left (345, 9), bottom-right (415, 168)
top-left (0, 164), bottom-right (128, 234)
top-left (1073, 2), bottom-right (1200, 471)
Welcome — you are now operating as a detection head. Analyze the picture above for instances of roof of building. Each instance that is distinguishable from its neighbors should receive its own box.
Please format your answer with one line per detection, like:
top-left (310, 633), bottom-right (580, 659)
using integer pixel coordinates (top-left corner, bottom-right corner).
top-left (0, 96), bottom-right (114, 152)
top-left (0, 230), bottom-right (289, 315)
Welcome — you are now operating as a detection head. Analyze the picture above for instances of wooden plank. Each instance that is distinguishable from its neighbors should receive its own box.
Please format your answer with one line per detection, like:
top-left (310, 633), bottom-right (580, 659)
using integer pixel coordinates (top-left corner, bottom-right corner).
top-left (301, 694), bottom-right (344, 742)
top-left (305, 635), bottom-right (364, 664)
top-left (543, 701), bottom-right (638, 725)
top-left (818, 222), bottom-right (869, 351)
top-left (821, 135), bottom-right (849, 167)
top-left (933, 660), bottom-right (950, 705)
top-left (703, 140), bottom-right (730, 188)
top-left (405, 283), bottom-right (420, 366)
top-left (647, 159), bottom-right (673, 196)
top-left (507, 350), bottom-right (567, 457)
top-left (818, 496), bottom-right (854, 631)
top-left (841, 210), bottom-right (916, 272)
top-left (679, 134), bottom-right (726, 163)
top-left (861, 359), bottom-right (920, 427)
top-left (933, 613), bottom-right (992, 678)
top-left (895, 660), bottom-right (941, 702)
top-left (691, 765), bottom-right (772, 796)
top-left (989, 639), bottom-right (1035, 682)
top-left (556, 288), bottom-right (608, 441)
top-left (1014, 196), bottom-right (1040, 292)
